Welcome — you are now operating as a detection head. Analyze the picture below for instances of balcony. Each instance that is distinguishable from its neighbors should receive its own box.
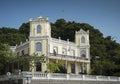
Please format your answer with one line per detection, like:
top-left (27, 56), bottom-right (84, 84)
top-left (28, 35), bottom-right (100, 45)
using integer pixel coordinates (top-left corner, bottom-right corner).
top-left (48, 53), bottom-right (90, 63)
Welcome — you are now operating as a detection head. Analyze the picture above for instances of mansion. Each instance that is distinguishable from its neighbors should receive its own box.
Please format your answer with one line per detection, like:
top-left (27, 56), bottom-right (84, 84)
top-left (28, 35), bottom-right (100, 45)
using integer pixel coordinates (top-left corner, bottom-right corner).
top-left (11, 16), bottom-right (90, 74)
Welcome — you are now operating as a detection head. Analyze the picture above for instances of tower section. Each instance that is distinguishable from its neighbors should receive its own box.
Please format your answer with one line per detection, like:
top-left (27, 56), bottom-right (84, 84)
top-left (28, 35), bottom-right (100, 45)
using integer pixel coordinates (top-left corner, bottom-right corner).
top-left (29, 16), bottom-right (51, 72)
top-left (29, 16), bottom-right (51, 38)
top-left (75, 29), bottom-right (89, 47)
top-left (75, 29), bottom-right (90, 74)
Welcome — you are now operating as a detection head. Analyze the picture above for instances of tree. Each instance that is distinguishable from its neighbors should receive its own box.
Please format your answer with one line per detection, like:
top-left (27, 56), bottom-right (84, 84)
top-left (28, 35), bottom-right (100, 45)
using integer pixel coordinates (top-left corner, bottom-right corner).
top-left (47, 61), bottom-right (66, 73)
top-left (19, 22), bottom-right (30, 38)
top-left (47, 62), bottom-right (58, 73)
top-left (28, 54), bottom-right (46, 71)
top-left (0, 27), bottom-right (27, 46)
top-left (14, 53), bottom-right (46, 72)
top-left (0, 43), bottom-right (16, 74)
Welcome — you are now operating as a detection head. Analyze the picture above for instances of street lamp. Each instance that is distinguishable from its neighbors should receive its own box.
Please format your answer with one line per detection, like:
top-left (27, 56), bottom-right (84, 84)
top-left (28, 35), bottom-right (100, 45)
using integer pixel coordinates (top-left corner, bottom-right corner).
top-left (18, 69), bottom-right (21, 75)
top-left (23, 72), bottom-right (33, 84)
top-left (26, 77), bottom-right (31, 84)
top-left (6, 72), bottom-right (12, 84)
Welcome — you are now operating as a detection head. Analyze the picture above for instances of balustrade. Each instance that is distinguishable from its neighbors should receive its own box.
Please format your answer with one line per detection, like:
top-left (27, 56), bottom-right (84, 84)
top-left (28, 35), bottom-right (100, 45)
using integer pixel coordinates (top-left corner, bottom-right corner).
top-left (49, 53), bottom-right (90, 62)
top-left (0, 72), bottom-right (119, 82)
top-left (21, 72), bottom-right (120, 82)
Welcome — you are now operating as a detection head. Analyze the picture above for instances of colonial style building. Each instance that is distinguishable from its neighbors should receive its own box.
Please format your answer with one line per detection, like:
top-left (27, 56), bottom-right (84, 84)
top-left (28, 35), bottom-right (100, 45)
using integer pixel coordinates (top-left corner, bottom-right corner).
top-left (11, 16), bottom-right (90, 74)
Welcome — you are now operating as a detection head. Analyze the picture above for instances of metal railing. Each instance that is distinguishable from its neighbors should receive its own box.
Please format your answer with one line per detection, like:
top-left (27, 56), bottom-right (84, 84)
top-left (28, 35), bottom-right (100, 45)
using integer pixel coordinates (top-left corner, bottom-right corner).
top-left (0, 75), bottom-right (8, 81)
top-left (21, 72), bottom-right (120, 82)
top-left (0, 74), bottom-right (21, 81)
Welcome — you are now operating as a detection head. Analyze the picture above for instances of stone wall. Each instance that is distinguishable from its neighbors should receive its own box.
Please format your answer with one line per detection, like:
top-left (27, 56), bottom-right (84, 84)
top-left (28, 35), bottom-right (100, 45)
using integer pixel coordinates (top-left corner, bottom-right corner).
top-left (0, 79), bottom-right (23, 84)
top-left (0, 79), bottom-right (120, 84)
top-left (22, 79), bottom-right (120, 84)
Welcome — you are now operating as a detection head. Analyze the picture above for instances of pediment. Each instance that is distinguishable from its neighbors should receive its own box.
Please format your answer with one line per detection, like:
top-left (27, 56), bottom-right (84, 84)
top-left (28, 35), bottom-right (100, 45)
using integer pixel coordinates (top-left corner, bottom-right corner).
top-left (76, 29), bottom-right (89, 34)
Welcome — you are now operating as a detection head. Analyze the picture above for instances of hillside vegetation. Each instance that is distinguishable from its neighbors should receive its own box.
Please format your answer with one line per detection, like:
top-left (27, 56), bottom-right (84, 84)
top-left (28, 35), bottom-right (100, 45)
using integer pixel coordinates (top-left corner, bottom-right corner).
top-left (0, 19), bottom-right (120, 76)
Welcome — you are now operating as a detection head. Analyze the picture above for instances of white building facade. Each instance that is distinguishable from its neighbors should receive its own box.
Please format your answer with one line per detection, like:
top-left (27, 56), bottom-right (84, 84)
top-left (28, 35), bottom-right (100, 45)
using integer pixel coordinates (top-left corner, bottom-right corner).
top-left (13, 16), bottom-right (90, 74)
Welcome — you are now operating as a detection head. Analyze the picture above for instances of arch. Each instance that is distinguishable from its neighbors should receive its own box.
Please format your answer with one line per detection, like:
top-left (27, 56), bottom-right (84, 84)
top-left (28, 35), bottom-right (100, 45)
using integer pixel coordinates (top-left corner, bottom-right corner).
top-left (36, 42), bottom-right (42, 51)
top-left (81, 36), bottom-right (85, 43)
top-left (36, 25), bottom-right (41, 33)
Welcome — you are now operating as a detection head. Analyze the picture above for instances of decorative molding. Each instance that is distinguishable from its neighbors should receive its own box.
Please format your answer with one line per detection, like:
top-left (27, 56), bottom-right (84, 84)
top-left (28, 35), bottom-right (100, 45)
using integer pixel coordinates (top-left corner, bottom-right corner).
top-left (76, 29), bottom-right (89, 34)
top-left (29, 16), bottom-right (49, 23)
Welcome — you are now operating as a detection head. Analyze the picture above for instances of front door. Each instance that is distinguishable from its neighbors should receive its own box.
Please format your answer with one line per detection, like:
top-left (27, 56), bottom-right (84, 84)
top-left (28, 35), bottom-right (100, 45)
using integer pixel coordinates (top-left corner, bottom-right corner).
top-left (71, 63), bottom-right (75, 73)
top-left (36, 62), bottom-right (41, 71)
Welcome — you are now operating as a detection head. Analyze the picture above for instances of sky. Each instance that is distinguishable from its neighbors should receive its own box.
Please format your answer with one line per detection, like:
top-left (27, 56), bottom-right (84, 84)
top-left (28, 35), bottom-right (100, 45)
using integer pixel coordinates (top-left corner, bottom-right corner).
top-left (0, 0), bottom-right (120, 43)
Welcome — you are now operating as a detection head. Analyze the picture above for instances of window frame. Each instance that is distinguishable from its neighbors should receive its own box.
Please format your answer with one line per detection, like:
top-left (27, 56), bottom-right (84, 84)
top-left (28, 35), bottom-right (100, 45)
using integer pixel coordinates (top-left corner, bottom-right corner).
top-left (80, 50), bottom-right (86, 58)
top-left (71, 49), bottom-right (75, 56)
top-left (36, 42), bottom-right (42, 52)
top-left (36, 25), bottom-right (41, 33)
top-left (53, 47), bottom-right (58, 55)
top-left (62, 48), bottom-right (67, 55)
top-left (81, 36), bottom-right (85, 43)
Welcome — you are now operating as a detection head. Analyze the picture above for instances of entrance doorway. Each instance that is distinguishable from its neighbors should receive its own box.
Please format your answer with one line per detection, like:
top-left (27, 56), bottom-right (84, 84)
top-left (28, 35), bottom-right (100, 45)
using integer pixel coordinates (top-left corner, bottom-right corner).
top-left (71, 63), bottom-right (75, 73)
top-left (36, 62), bottom-right (41, 71)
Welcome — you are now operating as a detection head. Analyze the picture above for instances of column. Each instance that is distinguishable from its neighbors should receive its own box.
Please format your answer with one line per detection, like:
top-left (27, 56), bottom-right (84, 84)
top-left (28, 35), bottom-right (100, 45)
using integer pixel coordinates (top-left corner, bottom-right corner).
top-left (75, 62), bottom-right (78, 74)
top-left (67, 62), bottom-right (71, 73)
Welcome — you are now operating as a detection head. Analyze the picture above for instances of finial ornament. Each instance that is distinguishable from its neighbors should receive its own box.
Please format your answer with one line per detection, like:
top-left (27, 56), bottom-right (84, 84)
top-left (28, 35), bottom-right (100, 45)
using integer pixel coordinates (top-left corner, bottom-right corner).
top-left (29, 18), bottom-right (32, 21)
top-left (38, 16), bottom-right (42, 18)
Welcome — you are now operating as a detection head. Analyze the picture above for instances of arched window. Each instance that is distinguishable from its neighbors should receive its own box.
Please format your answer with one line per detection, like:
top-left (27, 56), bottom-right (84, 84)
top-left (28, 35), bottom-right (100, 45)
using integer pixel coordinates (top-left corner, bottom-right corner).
top-left (80, 50), bottom-right (86, 58)
top-left (53, 47), bottom-right (58, 56)
top-left (62, 48), bottom-right (67, 55)
top-left (71, 50), bottom-right (75, 56)
top-left (81, 36), bottom-right (85, 43)
top-left (37, 25), bottom-right (41, 33)
top-left (36, 42), bottom-right (42, 51)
